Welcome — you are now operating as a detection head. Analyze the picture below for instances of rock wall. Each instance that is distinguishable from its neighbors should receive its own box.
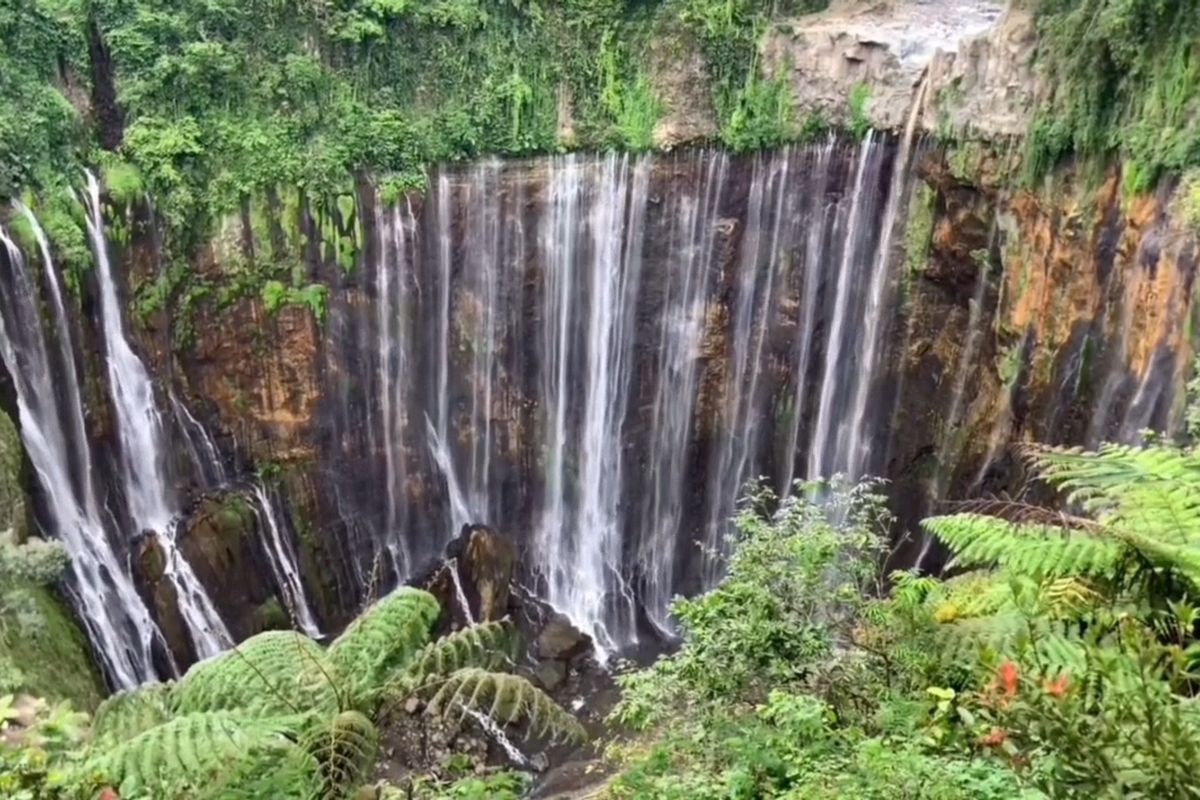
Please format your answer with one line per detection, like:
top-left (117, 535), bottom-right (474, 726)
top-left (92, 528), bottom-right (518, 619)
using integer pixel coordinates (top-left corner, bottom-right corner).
top-left (2, 1), bottom-right (1197, 676)
top-left (99, 141), bottom-right (1196, 662)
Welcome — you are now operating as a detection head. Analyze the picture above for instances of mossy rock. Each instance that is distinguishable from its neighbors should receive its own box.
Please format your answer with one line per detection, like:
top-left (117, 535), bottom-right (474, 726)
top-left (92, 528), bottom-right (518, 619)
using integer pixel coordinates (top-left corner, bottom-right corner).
top-left (0, 586), bottom-right (105, 710)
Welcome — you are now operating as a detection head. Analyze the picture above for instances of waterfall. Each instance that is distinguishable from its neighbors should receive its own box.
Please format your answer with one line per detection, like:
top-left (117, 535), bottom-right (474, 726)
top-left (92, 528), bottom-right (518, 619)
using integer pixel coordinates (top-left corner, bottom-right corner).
top-left (637, 151), bottom-right (728, 633)
top-left (250, 483), bottom-right (321, 637)
top-left (0, 220), bottom-right (160, 688)
top-left (359, 144), bottom-right (928, 648)
top-left (841, 77), bottom-right (930, 480)
top-left (377, 201), bottom-right (415, 573)
top-left (778, 142), bottom-right (835, 496)
top-left (809, 135), bottom-right (890, 480)
top-left (82, 172), bottom-right (230, 659)
top-left (3, 136), bottom-right (1181, 674)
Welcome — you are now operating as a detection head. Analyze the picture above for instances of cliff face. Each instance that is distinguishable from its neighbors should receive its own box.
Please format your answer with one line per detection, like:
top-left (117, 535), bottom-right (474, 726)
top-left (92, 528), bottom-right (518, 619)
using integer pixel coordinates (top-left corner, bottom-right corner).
top-left (93, 139), bottom-right (1192, 669)
top-left (2, 1), bottom-right (1197, 679)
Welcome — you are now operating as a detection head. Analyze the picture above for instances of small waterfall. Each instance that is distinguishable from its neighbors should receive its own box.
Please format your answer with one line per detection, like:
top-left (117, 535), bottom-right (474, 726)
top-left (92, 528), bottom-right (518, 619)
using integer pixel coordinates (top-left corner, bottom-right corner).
top-left (82, 172), bottom-right (230, 659)
top-left (840, 77), bottom-right (930, 480)
top-left (637, 151), bottom-right (727, 632)
top-left (447, 558), bottom-right (477, 626)
top-left (250, 483), bottom-right (321, 637)
top-left (376, 201), bottom-right (415, 573)
top-left (778, 142), bottom-right (835, 496)
top-left (171, 392), bottom-right (228, 487)
top-left (0, 221), bottom-right (159, 687)
top-left (808, 134), bottom-right (889, 480)
top-left (534, 155), bottom-right (580, 639)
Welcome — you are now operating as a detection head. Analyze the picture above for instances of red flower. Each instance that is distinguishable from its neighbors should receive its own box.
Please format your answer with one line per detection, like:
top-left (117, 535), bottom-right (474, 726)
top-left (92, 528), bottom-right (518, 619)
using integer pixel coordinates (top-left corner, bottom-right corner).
top-left (996, 661), bottom-right (1020, 697)
top-left (99, 789), bottom-right (120, 800)
top-left (1044, 673), bottom-right (1070, 698)
top-left (981, 727), bottom-right (1008, 747)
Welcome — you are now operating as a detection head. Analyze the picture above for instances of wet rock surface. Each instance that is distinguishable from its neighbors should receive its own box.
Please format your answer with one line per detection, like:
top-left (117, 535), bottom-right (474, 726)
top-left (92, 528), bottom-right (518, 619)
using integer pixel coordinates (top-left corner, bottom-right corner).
top-left (372, 528), bottom-right (617, 793)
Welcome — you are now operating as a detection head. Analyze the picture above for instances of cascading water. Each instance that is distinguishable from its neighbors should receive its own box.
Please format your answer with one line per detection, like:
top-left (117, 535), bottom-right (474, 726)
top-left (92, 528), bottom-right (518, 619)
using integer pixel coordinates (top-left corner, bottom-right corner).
top-left (4, 129), bottom-right (1186, 676)
top-left (82, 172), bottom-right (230, 659)
top-left (0, 220), bottom-right (161, 688)
top-left (250, 483), bottom-right (322, 637)
top-left (637, 151), bottom-right (729, 633)
top-left (356, 140), bottom-right (925, 650)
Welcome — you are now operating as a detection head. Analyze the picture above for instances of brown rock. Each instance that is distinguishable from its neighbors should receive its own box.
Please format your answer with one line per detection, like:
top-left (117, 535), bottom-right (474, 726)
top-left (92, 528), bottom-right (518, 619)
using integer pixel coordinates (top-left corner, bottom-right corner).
top-left (459, 525), bottom-right (516, 622)
top-left (535, 614), bottom-right (590, 661)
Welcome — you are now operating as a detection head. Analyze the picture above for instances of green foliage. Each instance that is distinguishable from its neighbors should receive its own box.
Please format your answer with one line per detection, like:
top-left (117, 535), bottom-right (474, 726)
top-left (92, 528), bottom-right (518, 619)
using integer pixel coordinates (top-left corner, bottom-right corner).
top-left (611, 448), bottom-right (1200, 799)
top-left (89, 684), bottom-right (172, 749)
top-left (302, 710), bottom-right (379, 800)
top-left (0, 498), bottom-right (103, 709)
top-left (383, 620), bottom-right (518, 702)
top-left (616, 480), bottom-right (890, 723)
top-left (9, 583), bottom-right (581, 798)
top-left (81, 710), bottom-right (300, 798)
top-left (721, 68), bottom-right (794, 152)
top-left (607, 480), bottom-right (1004, 800)
top-left (903, 441), bottom-right (1200, 797)
top-left (262, 279), bottom-right (330, 323)
top-left (848, 83), bottom-right (872, 140)
top-left (172, 630), bottom-right (340, 717)
top-left (426, 668), bottom-right (586, 744)
top-left (0, 695), bottom-right (90, 800)
top-left (923, 514), bottom-right (1122, 579)
top-left (400, 768), bottom-right (532, 799)
top-left (1027, 0), bottom-right (1200, 191)
top-left (327, 588), bottom-right (440, 701)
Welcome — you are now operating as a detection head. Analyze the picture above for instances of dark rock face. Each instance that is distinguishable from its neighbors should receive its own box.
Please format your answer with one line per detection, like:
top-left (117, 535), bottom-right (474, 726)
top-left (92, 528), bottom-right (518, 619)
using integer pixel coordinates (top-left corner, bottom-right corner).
top-left (164, 144), bottom-right (1196, 662)
top-left (4, 140), bottom-right (1195, 679)
top-left (535, 617), bottom-right (591, 662)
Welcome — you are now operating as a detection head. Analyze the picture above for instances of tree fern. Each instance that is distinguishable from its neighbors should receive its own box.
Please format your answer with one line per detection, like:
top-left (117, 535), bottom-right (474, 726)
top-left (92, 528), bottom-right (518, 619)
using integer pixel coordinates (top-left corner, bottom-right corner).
top-left (381, 620), bottom-right (518, 704)
top-left (1032, 444), bottom-right (1200, 581)
top-left (173, 630), bottom-right (340, 717)
top-left (327, 588), bottom-right (440, 700)
top-left (923, 513), bottom-right (1122, 579)
top-left (426, 668), bottom-right (586, 744)
top-left (89, 682), bottom-right (173, 749)
top-left (79, 711), bottom-right (302, 798)
top-left (301, 710), bottom-right (379, 800)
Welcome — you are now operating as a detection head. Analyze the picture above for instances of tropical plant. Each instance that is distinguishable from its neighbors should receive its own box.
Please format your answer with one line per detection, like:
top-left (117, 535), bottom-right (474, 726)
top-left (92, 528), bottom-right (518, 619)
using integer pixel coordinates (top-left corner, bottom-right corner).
top-left (52, 587), bottom-right (583, 799)
top-left (909, 442), bottom-right (1200, 797)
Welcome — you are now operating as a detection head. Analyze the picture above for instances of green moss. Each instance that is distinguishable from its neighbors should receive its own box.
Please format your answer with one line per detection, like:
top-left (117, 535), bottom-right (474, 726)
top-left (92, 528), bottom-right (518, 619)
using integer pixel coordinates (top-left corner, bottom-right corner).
top-left (904, 184), bottom-right (936, 277)
top-left (100, 156), bottom-right (146, 205)
top-left (1027, 0), bottom-right (1200, 191)
top-left (997, 342), bottom-right (1023, 388)
top-left (0, 587), bottom-right (105, 711)
top-left (848, 83), bottom-right (871, 139)
top-left (1182, 170), bottom-right (1200, 230)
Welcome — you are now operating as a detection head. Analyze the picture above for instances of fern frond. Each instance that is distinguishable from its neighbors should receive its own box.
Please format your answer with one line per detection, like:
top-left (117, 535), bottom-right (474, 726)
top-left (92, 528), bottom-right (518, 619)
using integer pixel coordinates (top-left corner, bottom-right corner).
top-left (81, 711), bottom-right (301, 798)
top-left (426, 668), bottom-right (586, 744)
top-left (300, 710), bottom-right (379, 800)
top-left (328, 588), bottom-right (440, 699)
top-left (1029, 444), bottom-right (1200, 584)
top-left (924, 514), bottom-right (1122, 579)
top-left (90, 683), bottom-right (173, 749)
top-left (382, 620), bottom-right (518, 703)
top-left (172, 630), bottom-right (340, 717)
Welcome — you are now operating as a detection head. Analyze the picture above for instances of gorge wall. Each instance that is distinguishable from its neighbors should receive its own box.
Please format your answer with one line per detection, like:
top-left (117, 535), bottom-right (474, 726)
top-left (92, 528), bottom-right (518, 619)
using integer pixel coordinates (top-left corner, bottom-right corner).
top-left (0, 0), bottom-right (1197, 688)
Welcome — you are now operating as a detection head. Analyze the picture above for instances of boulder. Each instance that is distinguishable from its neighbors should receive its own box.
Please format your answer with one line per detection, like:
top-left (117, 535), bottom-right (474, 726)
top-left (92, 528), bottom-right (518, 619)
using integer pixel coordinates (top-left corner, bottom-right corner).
top-left (535, 614), bottom-right (591, 662)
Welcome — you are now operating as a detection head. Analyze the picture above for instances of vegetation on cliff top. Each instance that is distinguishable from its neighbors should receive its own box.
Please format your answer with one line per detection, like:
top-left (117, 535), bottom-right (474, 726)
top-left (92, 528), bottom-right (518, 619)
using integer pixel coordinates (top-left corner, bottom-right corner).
top-left (1028, 0), bottom-right (1200, 191)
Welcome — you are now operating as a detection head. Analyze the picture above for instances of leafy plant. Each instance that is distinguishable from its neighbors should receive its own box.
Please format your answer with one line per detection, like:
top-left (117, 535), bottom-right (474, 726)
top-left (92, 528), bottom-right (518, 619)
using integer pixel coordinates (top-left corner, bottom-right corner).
top-left (848, 83), bottom-right (872, 140)
top-left (30, 587), bottom-right (585, 799)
